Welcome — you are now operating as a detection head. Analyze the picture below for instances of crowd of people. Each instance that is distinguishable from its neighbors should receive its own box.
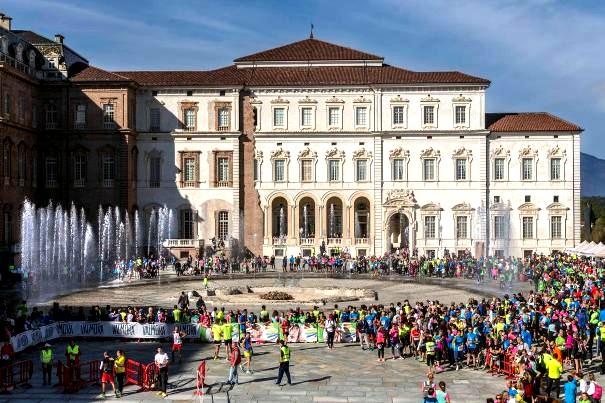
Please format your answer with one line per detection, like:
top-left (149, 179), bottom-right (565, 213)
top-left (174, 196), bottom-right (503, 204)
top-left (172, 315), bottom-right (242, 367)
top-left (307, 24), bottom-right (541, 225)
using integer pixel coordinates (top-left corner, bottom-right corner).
top-left (2, 251), bottom-right (605, 401)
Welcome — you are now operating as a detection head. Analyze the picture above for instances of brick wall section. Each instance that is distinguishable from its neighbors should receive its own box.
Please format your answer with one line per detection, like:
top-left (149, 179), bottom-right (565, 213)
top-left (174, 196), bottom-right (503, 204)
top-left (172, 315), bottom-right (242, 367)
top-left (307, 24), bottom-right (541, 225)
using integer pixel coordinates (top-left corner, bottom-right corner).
top-left (240, 94), bottom-right (263, 255)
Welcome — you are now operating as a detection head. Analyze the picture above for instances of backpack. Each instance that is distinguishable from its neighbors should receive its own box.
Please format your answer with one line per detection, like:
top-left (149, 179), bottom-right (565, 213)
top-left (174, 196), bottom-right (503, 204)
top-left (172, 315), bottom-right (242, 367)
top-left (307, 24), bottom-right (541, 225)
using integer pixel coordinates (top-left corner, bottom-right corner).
top-left (593, 383), bottom-right (603, 400)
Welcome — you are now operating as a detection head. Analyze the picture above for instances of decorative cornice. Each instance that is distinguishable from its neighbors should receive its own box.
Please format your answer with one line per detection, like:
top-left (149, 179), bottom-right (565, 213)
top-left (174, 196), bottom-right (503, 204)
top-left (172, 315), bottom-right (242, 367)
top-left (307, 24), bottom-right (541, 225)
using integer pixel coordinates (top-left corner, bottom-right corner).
top-left (254, 150), bottom-right (263, 160)
top-left (451, 202), bottom-right (475, 212)
top-left (384, 189), bottom-right (417, 208)
top-left (547, 145), bottom-right (566, 158)
top-left (249, 98), bottom-right (263, 105)
top-left (389, 147), bottom-right (410, 160)
top-left (270, 147), bottom-right (290, 159)
top-left (490, 145), bottom-right (510, 159)
top-left (421, 203), bottom-right (443, 212)
top-left (518, 202), bottom-right (540, 212)
top-left (546, 202), bottom-right (569, 213)
top-left (452, 147), bottom-right (472, 159)
top-left (325, 147), bottom-right (345, 159)
top-left (270, 96), bottom-right (289, 104)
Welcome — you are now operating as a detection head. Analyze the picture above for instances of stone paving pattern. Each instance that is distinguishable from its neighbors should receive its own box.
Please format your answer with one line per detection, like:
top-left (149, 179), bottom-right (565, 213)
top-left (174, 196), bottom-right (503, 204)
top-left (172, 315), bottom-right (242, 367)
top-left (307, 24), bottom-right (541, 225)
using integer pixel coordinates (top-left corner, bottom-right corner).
top-left (7, 339), bottom-right (521, 402)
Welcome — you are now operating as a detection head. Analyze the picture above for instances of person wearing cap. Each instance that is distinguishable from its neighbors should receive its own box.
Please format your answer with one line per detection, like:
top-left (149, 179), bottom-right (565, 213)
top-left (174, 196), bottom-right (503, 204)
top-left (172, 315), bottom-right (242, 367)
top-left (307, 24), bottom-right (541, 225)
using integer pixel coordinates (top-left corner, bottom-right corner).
top-left (40, 343), bottom-right (53, 386)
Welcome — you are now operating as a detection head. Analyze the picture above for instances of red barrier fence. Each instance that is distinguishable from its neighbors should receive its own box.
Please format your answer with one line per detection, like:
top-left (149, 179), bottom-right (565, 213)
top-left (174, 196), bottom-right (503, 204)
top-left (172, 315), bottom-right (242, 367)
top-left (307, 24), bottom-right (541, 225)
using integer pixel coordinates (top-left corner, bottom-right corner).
top-left (57, 359), bottom-right (100, 393)
top-left (125, 358), bottom-right (144, 388)
top-left (142, 362), bottom-right (157, 391)
top-left (0, 360), bottom-right (33, 392)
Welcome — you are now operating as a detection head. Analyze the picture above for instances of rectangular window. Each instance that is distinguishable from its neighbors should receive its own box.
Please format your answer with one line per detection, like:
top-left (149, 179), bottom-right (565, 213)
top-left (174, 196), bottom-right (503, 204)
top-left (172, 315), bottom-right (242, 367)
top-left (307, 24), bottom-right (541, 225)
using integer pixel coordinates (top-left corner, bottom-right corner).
top-left (423, 158), bottom-right (435, 181)
top-left (423, 105), bottom-right (435, 125)
top-left (45, 104), bottom-right (57, 129)
top-left (218, 108), bottom-right (230, 130)
top-left (32, 157), bottom-right (37, 188)
top-left (150, 108), bottom-right (160, 132)
top-left (456, 216), bottom-right (468, 239)
top-left (301, 159), bottom-right (312, 182)
top-left (218, 211), bottom-right (229, 240)
top-left (455, 158), bottom-right (467, 180)
top-left (274, 159), bottom-right (285, 182)
top-left (393, 106), bottom-right (405, 125)
top-left (522, 158), bottom-right (533, 180)
top-left (424, 216), bottom-right (436, 239)
top-left (180, 209), bottom-right (194, 239)
top-left (550, 158), bottom-right (561, 180)
top-left (356, 159), bottom-right (368, 182)
top-left (3, 93), bottom-right (9, 115)
top-left (393, 159), bottom-right (404, 181)
top-left (328, 107), bottom-right (340, 127)
top-left (45, 157), bottom-right (57, 188)
top-left (184, 108), bottom-right (196, 131)
top-left (75, 104), bottom-right (86, 128)
top-left (301, 107), bottom-right (312, 126)
top-left (253, 159), bottom-right (259, 181)
top-left (355, 107), bottom-right (367, 126)
top-left (183, 158), bottom-right (196, 186)
top-left (102, 103), bottom-right (115, 129)
top-left (32, 105), bottom-right (37, 128)
top-left (551, 216), bottom-right (562, 239)
top-left (522, 216), bottom-right (534, 239)
top-left (217, 157), bottom-right (230, 184)
top-left (273, 108), bottom-right (285, 127)
top-left (494, 158), bottom-right (504, 180)
top-left (494, 216), bottom-right (505, 239)
top-left (17, 153), bottom-right (25, 186)
top-left (149, 156), bottom-right (161, 188)
top-left (455, 105), bottom-right (466, 125)
top-left (328, 159), bottom-right (340, 182)
top-left (73, 155), bottom-right (86, 187)
top-left (102, 155), bottom-right (115, 187)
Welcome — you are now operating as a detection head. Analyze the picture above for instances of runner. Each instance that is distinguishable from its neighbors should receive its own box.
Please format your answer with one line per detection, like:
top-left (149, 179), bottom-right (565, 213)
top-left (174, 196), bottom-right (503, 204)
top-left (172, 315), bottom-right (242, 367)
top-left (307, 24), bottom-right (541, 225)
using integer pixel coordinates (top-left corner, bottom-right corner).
top-left (98, 351), bottom-right (117, 399)
top-left (241, 332), bottom-right (254, 374)
top-left (171, 326), bottom-right (186, 364)
top-left (212, 319), bottom-right (223, 360)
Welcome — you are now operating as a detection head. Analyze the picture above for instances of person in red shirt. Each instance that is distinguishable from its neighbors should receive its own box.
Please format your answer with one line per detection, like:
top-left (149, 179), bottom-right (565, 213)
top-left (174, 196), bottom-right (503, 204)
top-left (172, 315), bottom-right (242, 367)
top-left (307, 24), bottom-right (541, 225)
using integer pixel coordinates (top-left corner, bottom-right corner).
top-left (226, 341), bottom-right (241, 385)
top-left (281, 317), bottom-right (289, 341)
top-left (0, 341), bottom-right (14, 366)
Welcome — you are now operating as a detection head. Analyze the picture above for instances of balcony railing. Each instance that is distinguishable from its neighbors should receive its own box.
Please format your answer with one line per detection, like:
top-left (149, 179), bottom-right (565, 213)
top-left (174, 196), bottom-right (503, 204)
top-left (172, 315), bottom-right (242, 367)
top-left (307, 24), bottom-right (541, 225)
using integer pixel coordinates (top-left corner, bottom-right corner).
top-left (102, 179), bottom-right (114, 188)
top-left (73, 179), bottom-right (85, 188)
top-left (181, 181), bottom-right (198, 188)
top-left (214, 180), bottom-right (232, 188)
top-left (273, 236), bottom-right (287, 245)
top-left (103, 122), bottom-right (116, 129)
top-left (355, 237), bottom-right (369, 244)
top-left (74, 122), bottom-right (86, 129)
top-left (217, 126), bottom-right (230, 132)
top-left (183, 126), bottom-right (196, 132)
top-left (327, 238), bottom-right (342, 245)
top-left (299, 237), bottom-right (315, 245)
top-left (163, 239), bottom-right (203, 248)
top-left (46, 180), bottom-right (57, 189)
top-left (0, 53), bottom-right (34, 77)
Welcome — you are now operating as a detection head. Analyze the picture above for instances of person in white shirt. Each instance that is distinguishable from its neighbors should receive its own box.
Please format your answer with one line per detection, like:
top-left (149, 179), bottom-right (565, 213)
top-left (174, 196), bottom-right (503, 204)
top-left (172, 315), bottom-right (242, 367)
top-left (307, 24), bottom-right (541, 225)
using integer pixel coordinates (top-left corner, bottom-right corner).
top-left (154, 348), bottom-right (169, 397)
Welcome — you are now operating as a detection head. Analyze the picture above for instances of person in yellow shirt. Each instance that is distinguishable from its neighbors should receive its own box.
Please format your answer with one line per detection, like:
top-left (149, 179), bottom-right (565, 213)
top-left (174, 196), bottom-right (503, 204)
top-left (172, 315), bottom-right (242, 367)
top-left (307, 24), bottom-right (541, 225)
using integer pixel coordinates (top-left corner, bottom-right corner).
top-left (212, 320), bottom-right (223, 360)
top-left (114, 350), bottom-right (126, 397)
top-left (223, 320), bottom-right (233, 361)
top-left (545, 352), bottom-right (562, 398)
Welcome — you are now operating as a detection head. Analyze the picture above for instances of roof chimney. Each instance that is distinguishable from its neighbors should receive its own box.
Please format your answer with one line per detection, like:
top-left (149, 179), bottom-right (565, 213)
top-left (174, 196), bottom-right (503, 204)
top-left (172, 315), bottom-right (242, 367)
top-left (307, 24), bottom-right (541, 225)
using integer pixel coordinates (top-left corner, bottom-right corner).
top-left (54, 34), bottom-right (64, 44)
top-left (0, 14), bottom-right (12, 31)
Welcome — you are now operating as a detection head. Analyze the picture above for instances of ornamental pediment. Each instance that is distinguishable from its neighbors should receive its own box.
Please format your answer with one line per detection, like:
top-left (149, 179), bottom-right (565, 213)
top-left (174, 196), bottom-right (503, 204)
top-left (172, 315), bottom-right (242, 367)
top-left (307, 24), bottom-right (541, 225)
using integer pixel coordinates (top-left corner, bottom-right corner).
top-left (255, 150), bottom-right (263, 160)
top-left (452, 94), bottom-right (472, 103)
top-left (452, 147), bottom-right (472, 158)
top-left (384, 189), bottom-right (417, 208)
top-left (518, 202), bottom-right (540, 212)
top-left (546, 202), bottom-right (569, 213)
top-left (325, 96), bottom-right (344, 104)
top-left (298, 96), bottom-right (317, 104)
top-left (420, 147), bottom-right (440, 158)
top-left (390, 95), bottom-right (409, 103)
top-left (249, 98), bottom-right (263, 105)
top-left (353, 96), bottom-right (372, 103)
top-left (519, 146), bottom-right (538, 158)
top-left (491, 202), bottom-right (512, 211)
top-left (421, 202), bottom-right (443, 212)
top-left (325, 147), bottom-right (345, 159)
top-left (270, 96), bottom-right (289, 104)
top-left (490, 145), bottom-right (510, 159)
top-left (352, 147), bottom-right (372, 160)
top-left (298, 147), bottom-right (317, 159)
top-left (452, 203), bottom-right (475, 212)
top-left (420, 95), bottom-right (440, 103)
top-left (547, 145), bottom-right (566, 158)
top-left (270, 147), bottom-right (290, 159)
top-left (389, 147), bottom-right (410, 159)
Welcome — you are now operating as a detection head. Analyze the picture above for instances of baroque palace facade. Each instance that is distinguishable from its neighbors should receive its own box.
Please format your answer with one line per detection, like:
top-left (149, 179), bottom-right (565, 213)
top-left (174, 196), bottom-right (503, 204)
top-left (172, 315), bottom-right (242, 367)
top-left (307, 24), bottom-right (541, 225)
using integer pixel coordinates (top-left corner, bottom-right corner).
top-left (0, 12), bottom-right (582, 268)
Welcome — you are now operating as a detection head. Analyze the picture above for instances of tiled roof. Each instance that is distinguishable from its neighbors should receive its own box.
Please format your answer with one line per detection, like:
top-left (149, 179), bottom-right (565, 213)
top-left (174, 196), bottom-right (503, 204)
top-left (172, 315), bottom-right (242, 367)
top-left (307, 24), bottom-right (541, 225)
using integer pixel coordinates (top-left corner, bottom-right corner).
top-left (70, 65), bottom-right (132, 82)
top-left (12, 30), bottom-right (55, 45)
top-left (116, 65), bottom-right (489, 86)
top-left (234, 38), bottom-right (383, 62)
top-left (486, 112), bottom-right (582, 132)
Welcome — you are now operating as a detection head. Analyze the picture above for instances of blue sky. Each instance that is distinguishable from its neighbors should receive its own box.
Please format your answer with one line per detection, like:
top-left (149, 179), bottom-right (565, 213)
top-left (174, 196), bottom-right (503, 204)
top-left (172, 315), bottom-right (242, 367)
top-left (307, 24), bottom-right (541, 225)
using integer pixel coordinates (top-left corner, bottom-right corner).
top-left (4, 0), bottom-right (604, 157)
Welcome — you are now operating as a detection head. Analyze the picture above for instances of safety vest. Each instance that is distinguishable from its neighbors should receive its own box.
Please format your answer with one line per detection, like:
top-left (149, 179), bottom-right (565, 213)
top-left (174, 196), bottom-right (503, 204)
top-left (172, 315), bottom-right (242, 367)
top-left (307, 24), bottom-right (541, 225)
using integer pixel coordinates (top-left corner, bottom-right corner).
top-left (114, 355), bottom-right (126, 373)
top-left (425, 341), bottom-right (435, 355)
top-left (599, 325), bottom-right (605, 341)
top-left (41, 349), bottom-right (53, 364)
top-left (67, 345), bottom-right (79, 360)
top-left (590, 312), bottom-right (599, 325)
top-left (173, 309), bottom-right (182, 322)
top-left (280, 346), bottom-right (290, 363)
